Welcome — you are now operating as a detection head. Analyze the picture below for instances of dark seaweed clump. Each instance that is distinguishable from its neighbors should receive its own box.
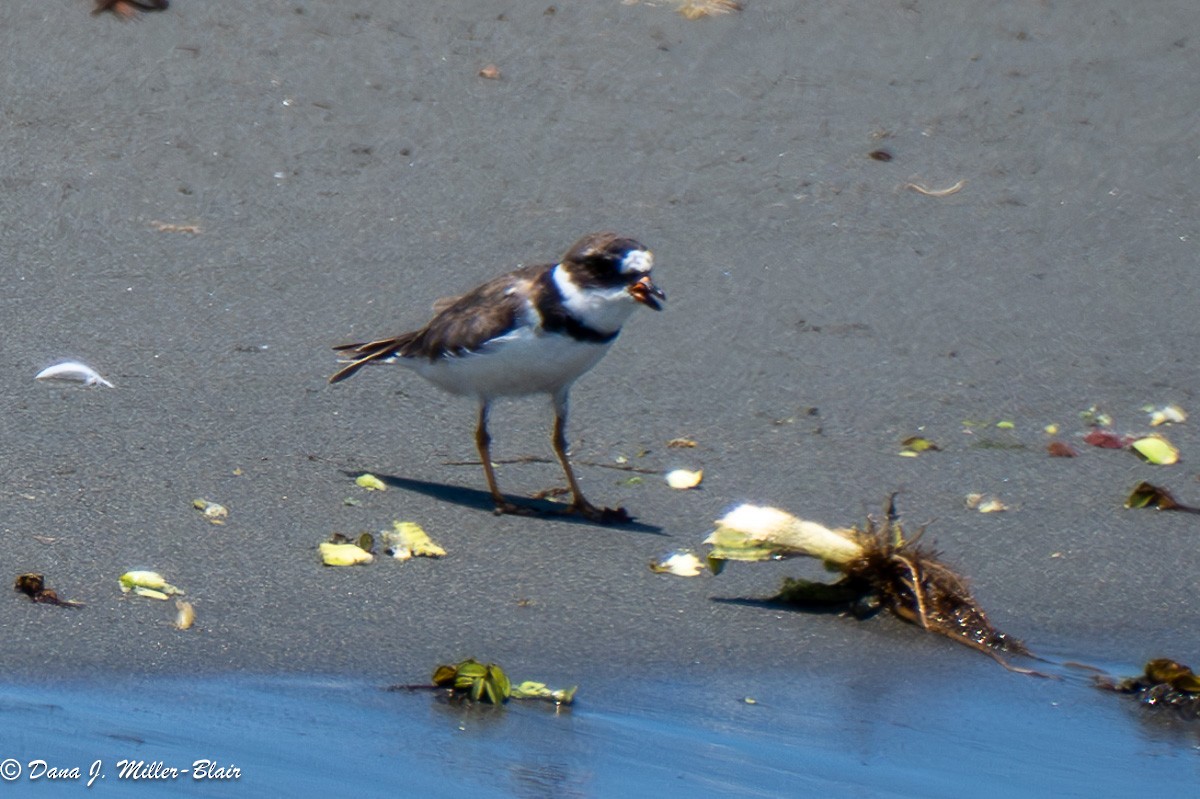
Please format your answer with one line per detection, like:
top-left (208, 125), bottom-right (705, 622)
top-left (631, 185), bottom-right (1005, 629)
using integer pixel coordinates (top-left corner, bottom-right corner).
top-left (1097, 659), bottom-right (1200, 719)
top-left (774, 498), bottom-right (1035, 672)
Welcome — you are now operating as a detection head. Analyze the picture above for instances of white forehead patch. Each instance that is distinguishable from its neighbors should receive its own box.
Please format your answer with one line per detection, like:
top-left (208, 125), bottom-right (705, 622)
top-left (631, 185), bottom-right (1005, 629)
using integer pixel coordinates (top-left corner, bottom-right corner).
top-left (620, 249), bottom-right (653, 275)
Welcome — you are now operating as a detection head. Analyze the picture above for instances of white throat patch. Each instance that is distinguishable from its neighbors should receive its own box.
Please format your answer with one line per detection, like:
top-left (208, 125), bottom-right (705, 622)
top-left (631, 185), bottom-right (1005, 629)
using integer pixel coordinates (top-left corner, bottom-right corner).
top-left (552, 265), bottom-right (639, 335)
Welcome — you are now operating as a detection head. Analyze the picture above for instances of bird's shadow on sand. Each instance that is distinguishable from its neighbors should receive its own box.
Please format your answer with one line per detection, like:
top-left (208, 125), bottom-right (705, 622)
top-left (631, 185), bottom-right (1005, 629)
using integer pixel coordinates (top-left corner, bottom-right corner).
top-left (342, 470), bottom-right (665, 534)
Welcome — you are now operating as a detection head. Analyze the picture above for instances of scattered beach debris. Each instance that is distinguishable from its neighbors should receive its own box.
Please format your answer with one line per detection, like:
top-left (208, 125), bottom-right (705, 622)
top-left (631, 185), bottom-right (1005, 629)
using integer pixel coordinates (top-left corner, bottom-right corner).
top-left (904, 179), bottom-right (966, 197)
top-left (1123, 481), bottom-right (1200, 514)
top-left (705, 497), bottom-right (1038, 673)
top-left (13, 573), bottom-right (83, 607)
top-left (119, 570), bottom-right (183, 600)
top-left (705, 504), bottom-right (864, 569)
top-left (868, 149), bottom-right (893, 162)
top-left (1146, 404), bottom-right (1187, 427)
top-left (355, 473), bottom-right (387, 491)
top-left (380, 521), bottom-right (445, 560)
top-left (623, 0), bottom-right (741, 19)
top-left (666, 437), bottom-right (698, 448)
top-left (92, 0), bottom-right (168, 19)
top-left (192, 499), bottom-right (228, 525)
top-left (149, 220), bottom-right (202, 234)
top-left (1079, 405), bottom-right (1113, 428)
top-left (1046, 440), bottom-right (1078, 457)
top-left (650, 550), bottom-right (705, 576)
top-left (899, 436), bottom-right (940, 457)
top-left (1130, 434), bottom-right (1179, 465)
top-left (477, 64), bottom-right (501, 80)
top-left (965, 493), bottom-right (1009, 513)
top-left (665, 468), bottom-right (703, 489)
top-left (960, 419), bottom-right (1026, 450)
top-left (1096, 659), bottom-right (1200, 718)
top-left (675, 0), bottom-right (742, 20)
top-left (34, 361), bottom-right (114, 388)
top-left (511, 681), bottom-right (578, 705)
top-left (1083, 428), bottom-right (1133, 449)
top-left (388, 659), bottom-right (577, 707)
top-left (433, 659), bottom-right (512, 704)
top-left (319, 533), bottom-right (375, 566)
top-left (174, 599), bottom-right (195, 630)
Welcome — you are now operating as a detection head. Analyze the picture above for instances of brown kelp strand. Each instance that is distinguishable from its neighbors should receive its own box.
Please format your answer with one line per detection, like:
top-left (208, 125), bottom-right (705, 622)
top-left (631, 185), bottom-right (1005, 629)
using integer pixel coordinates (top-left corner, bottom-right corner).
top-left (708, 497), bottom-right (1039, 674)
top-left (835, 508), bottom-right (1033, 668)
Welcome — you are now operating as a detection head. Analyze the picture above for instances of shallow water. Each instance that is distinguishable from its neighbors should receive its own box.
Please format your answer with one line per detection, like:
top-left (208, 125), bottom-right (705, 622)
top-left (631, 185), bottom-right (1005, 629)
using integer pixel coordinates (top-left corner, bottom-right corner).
top-left (1, 660), bottom-right (1196, 797)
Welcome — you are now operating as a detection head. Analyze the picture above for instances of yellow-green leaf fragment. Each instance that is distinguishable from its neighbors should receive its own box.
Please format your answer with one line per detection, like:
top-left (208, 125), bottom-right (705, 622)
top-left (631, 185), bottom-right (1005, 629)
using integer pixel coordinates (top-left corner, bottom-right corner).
top-left (381, 521), bottom-right (446, 560)
top-left (192, 499), bottom-right (228, 524)
top-left (1131, 435), bottom-right (1179, 465)
top-left (432, 664), bottom-right (458, 686)
top-left (488, 664), bottom-right (511, 700)
top-left (1125, 481), bottom-right (1175, 510)
top-left (1121, 481), bottom-right (1200, 513)
top-left (318, 541), bottom-right (374, 566)
top-left (665, 468), bottom-right (703, 489)
top-left (355, 473), bottom-right (387, 491)
top-left (456, 660), bottom-right (488, 679)
top-left (995, 420), bottom-right (1015, 430)
top-left (649, 551), bottom-right (705, 576)
top-left (433, 659), bottom-right (510, 703)
top-left (119, 570), bottom-right (184, 597)
top-left (900, 436), bottom-right (940, 456)
top-left (511, 680), bottom-right (577, 705)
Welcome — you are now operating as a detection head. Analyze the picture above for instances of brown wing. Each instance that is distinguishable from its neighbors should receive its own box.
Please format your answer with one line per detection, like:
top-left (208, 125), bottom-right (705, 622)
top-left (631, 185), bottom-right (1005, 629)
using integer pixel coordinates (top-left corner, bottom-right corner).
top-left (328, 263), bottom-right (551, 384)
top-left (407, 263), bottom-right (547, 358)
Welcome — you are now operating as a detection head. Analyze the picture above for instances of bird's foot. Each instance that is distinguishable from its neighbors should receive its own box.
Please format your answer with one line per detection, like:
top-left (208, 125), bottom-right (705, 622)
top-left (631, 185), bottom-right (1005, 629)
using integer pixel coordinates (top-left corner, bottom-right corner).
top-left (566, 500), bottom-right (632, 525)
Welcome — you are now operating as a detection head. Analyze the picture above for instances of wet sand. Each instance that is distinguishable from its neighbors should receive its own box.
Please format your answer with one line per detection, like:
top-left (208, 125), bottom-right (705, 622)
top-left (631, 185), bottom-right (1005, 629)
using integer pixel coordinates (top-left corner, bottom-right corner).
top-left (2, 1), bottom-right (1199, 793)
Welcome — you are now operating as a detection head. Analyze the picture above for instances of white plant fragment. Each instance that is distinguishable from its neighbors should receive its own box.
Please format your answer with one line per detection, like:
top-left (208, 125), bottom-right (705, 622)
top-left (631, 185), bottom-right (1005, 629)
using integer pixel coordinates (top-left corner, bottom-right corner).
top-left (35, 361), bottom-right (114, 388)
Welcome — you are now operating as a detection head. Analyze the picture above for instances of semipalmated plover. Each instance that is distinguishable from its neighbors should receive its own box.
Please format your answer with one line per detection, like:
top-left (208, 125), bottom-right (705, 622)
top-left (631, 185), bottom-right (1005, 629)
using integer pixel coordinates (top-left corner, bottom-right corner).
top-left (330, 232), bottom-right (664, 522)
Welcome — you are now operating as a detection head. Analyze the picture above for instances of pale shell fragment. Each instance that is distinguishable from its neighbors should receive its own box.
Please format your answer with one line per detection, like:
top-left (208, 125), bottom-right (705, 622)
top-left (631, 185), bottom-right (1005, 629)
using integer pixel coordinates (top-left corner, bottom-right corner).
top-left (966, 493), bottom-right (1009, 513)
top-left (174, 600), bottom-right (195, 630)
top-left (192, 499), bottom-right (228, 524)
top-left (35, 361), bottom-right (114, 388)
top-left (649, 551), bottom-right (705, 576)
top-left (1148, 405), bottom-right (1187, 426)
top-left (665, 468), bottom-right (703, 489)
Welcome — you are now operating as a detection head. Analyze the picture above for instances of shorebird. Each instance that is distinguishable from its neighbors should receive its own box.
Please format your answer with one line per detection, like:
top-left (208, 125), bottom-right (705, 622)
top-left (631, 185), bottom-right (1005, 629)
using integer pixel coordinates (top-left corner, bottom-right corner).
top-left (330, 232), bottom-right (664, 521)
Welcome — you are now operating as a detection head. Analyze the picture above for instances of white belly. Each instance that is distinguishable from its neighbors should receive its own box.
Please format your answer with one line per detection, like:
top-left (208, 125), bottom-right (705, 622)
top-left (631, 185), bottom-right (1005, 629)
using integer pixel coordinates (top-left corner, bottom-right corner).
top-left (406, 328), bottom-right (612, 399)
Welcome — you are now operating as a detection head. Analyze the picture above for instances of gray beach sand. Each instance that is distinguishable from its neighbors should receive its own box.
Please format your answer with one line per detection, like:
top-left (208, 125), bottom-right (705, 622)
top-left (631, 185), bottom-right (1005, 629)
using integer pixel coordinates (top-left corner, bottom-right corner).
top-left (2, 1), bottom-right (1199, 791)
